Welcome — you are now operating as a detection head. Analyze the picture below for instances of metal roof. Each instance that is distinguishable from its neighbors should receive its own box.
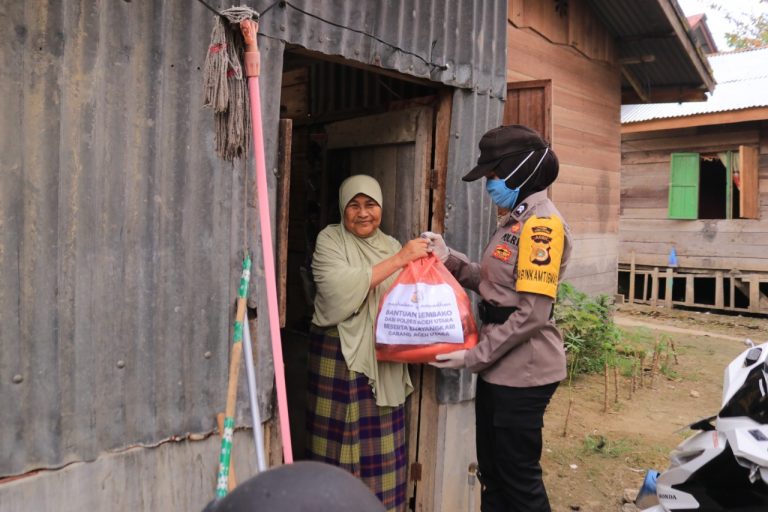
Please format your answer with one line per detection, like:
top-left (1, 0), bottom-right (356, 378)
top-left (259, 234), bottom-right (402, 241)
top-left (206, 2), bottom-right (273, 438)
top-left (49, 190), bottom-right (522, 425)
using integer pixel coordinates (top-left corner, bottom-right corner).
top-left (587, 0), bottom-right (715, 103)
top-left (622, 47), bottom-right (768, 123)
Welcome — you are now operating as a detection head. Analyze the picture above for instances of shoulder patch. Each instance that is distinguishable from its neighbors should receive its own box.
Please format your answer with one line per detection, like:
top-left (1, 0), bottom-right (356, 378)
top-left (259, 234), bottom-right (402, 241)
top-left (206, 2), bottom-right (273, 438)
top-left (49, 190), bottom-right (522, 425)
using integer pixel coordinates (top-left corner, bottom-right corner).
top-left (516, 215), bottom-right (564, 298)
top-left (513, 202), bottom-right (528, 217)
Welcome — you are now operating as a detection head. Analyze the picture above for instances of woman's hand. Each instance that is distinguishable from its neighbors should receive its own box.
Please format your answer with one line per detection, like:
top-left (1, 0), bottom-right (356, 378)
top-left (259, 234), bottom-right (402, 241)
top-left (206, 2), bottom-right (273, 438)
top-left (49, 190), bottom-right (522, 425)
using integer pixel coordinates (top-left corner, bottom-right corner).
top-left (370, 238), bottom-right (428, 291)
top-left (429, 349), bottom-right (467, 369)
top-left (397, 237), bottom-right (430, 266)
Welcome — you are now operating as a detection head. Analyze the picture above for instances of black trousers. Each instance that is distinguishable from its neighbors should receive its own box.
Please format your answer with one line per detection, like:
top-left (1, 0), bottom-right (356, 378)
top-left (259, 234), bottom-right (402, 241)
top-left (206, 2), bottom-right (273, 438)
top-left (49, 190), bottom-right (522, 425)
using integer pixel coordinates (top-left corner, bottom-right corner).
top-left (475, 378), bottom-right (559, 512)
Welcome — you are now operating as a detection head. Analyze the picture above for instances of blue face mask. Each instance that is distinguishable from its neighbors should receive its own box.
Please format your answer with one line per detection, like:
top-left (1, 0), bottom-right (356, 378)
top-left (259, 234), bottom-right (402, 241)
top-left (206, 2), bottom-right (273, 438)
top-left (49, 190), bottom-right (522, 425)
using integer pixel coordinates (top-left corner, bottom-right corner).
top-left (485, 148), bottom-right (549, 209)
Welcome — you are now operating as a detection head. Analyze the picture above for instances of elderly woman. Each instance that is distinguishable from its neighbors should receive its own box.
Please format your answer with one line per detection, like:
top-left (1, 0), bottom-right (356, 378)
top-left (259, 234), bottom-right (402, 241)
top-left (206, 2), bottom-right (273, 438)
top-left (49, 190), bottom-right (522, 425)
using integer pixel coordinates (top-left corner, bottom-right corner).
top-left (307, 174), bottom-right (429, 512)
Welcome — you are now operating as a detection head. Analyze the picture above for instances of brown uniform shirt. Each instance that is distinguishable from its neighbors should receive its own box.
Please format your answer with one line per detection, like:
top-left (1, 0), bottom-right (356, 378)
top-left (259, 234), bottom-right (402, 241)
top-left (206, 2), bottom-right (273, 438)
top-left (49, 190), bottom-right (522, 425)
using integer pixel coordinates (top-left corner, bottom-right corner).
top-left (444, 190), bottom-right (573, 387)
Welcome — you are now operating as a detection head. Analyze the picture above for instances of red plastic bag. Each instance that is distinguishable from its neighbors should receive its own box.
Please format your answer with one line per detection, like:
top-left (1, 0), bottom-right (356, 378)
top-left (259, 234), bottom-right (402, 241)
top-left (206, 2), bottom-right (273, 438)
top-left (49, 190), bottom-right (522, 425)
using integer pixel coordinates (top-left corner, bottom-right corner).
top-left (375, 254), bottom-right (478, 363)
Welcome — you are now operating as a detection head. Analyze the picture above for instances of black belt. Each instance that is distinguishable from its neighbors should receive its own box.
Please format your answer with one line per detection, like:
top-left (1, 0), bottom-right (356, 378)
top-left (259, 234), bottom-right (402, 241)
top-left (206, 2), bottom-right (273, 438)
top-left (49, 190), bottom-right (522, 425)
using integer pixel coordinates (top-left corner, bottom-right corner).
top-left (478, 301), bottom-right (518, 324)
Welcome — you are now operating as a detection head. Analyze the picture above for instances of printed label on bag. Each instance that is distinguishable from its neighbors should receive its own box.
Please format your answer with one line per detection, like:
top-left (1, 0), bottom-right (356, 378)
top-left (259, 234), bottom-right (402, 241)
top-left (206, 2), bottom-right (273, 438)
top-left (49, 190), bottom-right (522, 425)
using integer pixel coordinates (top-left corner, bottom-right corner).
top-left (376, 283), bottom-right (463, 345)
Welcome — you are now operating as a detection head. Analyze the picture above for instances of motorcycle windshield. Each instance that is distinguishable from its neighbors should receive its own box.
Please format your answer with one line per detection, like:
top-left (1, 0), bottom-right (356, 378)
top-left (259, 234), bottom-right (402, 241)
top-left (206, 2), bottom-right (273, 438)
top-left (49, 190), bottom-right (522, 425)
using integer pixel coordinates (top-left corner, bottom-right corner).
top-left (719, 364), bottom-right (768, 424)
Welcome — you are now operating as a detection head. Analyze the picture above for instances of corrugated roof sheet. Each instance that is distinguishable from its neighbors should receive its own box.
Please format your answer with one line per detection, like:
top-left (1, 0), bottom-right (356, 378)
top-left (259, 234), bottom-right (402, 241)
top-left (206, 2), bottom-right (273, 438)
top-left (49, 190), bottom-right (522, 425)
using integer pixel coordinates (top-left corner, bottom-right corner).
top-left (261, 0), bottom-right (507, 97)
top-left (587, 0), bottom-right (714, 97)
top-left (622, 46), bottom-right (768, 123)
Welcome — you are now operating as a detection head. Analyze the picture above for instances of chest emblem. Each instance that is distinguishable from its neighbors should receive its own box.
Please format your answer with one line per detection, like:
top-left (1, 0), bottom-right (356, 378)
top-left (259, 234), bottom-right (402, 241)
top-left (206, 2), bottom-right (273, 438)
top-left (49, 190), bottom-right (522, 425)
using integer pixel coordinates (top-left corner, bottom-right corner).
top-left (492, 244), bottom-right (513, 262)
top-left (510, 222), bottom-right (521, 233)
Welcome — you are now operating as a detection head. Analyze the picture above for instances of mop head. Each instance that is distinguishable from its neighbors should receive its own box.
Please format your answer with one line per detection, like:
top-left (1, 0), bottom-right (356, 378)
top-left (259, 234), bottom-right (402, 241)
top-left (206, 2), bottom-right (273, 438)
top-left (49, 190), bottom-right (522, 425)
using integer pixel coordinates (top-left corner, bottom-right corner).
top-left (203, 6), bottom-right (259, 161)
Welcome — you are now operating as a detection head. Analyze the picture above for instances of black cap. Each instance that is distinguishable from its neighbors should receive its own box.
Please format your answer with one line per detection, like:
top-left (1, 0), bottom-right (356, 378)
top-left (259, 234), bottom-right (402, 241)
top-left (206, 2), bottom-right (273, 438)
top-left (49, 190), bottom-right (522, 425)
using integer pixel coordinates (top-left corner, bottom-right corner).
top-left (462, 125), bottom-right (548, 182)
top-left (202, 461), bottom-right (386, 512)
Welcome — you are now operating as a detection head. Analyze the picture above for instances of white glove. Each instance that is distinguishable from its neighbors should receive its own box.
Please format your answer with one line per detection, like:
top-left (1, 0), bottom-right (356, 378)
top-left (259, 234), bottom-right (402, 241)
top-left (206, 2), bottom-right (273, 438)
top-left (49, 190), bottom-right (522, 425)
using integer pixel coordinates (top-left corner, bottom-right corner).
top-left (420, 231), bottom-right (449, 262)
top-left (429, 350), bottom-right (467, 369)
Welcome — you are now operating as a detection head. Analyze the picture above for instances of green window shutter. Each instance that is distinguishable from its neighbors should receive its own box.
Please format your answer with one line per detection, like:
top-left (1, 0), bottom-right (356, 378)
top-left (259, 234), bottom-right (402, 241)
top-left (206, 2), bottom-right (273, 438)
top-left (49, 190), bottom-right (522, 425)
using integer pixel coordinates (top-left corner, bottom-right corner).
top-left (668, 153), bottom-right (699, 219)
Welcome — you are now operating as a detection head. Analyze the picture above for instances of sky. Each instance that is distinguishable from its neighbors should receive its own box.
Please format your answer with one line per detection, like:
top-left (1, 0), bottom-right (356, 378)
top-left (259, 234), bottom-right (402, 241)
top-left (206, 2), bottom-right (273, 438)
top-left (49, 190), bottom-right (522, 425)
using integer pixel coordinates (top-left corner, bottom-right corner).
top-left (677, 0), bottom-right (768, 51)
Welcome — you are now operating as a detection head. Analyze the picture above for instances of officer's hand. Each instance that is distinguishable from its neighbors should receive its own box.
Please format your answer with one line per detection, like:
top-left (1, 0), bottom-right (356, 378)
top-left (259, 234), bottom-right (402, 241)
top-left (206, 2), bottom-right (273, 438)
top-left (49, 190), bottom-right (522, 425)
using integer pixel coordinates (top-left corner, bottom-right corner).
top-left (420, 231), bottom-right (449, 262)
top-left (429, 349), bottom-right (467, 369)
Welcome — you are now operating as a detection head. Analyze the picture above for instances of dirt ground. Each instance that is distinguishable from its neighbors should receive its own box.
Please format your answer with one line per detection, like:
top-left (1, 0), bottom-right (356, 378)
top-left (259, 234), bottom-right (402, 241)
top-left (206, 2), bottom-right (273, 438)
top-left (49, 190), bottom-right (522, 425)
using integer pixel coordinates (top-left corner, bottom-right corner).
top-left (541, 303), bottom-right (768, 512)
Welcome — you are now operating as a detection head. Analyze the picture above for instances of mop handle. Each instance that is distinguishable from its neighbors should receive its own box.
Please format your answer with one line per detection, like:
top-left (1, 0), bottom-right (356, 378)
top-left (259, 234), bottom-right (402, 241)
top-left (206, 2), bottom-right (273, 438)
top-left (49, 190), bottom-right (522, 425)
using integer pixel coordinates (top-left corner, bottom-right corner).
top-left (215, 256), bottom-right (251, 498)
top-left (241, 19), bottom-right (294, 463)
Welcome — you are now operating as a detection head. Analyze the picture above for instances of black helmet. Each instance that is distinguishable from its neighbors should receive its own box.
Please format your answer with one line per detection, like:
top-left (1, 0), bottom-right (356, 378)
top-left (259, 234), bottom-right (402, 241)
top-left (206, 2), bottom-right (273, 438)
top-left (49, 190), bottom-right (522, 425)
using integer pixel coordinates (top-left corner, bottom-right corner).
top-left (202, 461), bottom-right (386, 512)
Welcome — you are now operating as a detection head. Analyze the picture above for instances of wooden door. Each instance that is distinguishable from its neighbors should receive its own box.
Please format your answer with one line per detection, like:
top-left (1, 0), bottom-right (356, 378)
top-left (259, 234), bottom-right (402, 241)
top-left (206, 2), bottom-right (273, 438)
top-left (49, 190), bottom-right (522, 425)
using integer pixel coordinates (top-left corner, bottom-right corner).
top-left (325, 107), bottom-right (433, 242)
top-left (505, 79), bottom-right (552, 144)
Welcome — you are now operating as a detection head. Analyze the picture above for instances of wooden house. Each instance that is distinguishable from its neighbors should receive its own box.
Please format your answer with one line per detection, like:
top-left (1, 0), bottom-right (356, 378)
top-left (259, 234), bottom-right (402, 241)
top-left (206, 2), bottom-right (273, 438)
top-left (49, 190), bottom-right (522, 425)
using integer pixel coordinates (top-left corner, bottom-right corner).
top-left (620, 46), bottom-right (768, 315)
top-left (504, 0), bottom-right (714, 296)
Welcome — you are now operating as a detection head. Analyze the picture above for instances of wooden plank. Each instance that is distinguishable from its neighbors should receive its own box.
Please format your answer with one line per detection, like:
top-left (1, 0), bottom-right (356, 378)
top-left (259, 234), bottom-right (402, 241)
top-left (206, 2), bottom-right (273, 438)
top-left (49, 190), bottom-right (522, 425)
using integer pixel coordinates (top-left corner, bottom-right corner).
top-left (629, 251), bottom-right (636, 304)
top-left (275, 120), bottom-right (293, 328)
top-left (618, 229), bottom-right (768, 247)
top-left (715, 271), bottom-right (724, 309)
top-left (643, 273), bottom-right (650, 301)
top-left (565, 219), bottom-right (619, 235)
top-left (749, 276), bottom-right (761, 312)
top-left (665, 268), bottom-right (674, 309)
top-left (618, 239), bottom-right (768, 260)
top-left (621, 150), bottom-right (672, 166)
top-left (430, 89), bottom-right (452, 234)
top-left (620, 218), bottom-right (768, 234)
top-left (406, 367), bottom-right (422, 509)
top-left (623, 127), bottom-right (759, 151)
top-left (555, 106), bottom-right (622, 146)
top-left (554, 137), bottom-right (620, 173)
top-left (282, 67), bottom-right (308, 87)
top-left (739, 145), bottom-right (760, 219)
top-left (326, 109), bottom-right (418, 148)
top-left (729, 274), bottom-right (736, 309)
top-left (413, 107), bottom-right (433, 237)
top-left (414, 366), bottom-right (440, 512)
top-left (685, 275), bottom-right (694, 305)
top-left (620, 208), bottom-right (668, 219)
top-left (651, 267), bottom-right (659, 307)
top-left (617, 252), bottom-right (768, 272)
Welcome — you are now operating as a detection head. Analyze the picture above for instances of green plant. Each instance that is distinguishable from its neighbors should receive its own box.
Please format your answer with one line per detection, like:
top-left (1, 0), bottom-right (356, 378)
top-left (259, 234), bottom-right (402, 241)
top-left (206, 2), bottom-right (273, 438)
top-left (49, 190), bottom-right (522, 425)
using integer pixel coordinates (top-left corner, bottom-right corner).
top-left (555, 282), bottom-right (622, 376)
top-left (582, 433), bottom-right (634, 458)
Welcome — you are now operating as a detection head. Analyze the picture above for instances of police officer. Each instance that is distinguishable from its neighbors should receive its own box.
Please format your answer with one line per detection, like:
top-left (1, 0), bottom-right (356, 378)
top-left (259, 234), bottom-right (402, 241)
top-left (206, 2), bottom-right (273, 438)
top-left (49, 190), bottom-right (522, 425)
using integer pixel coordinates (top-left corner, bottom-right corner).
top-left (424, 125), bottom-right (572, 512)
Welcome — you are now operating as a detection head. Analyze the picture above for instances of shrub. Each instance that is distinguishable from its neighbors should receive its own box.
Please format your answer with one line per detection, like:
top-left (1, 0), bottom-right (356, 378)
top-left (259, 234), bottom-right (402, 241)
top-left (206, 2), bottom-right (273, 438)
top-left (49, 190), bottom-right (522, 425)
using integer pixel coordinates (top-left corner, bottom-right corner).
top-left (554, 282), bottom-right (622, 376)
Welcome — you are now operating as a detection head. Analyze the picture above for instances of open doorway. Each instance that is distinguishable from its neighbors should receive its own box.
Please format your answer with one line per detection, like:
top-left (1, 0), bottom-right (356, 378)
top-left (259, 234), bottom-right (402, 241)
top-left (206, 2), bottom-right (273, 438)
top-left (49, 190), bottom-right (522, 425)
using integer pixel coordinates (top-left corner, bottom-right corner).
top-left (277, 50), bottom-right (446, 468)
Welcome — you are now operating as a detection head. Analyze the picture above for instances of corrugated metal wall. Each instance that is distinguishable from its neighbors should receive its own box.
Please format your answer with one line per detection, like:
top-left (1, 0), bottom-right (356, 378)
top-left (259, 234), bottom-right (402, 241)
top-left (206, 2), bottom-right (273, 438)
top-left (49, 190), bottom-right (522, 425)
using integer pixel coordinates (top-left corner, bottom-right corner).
top-left (0, 0), bottom-right (505, 476)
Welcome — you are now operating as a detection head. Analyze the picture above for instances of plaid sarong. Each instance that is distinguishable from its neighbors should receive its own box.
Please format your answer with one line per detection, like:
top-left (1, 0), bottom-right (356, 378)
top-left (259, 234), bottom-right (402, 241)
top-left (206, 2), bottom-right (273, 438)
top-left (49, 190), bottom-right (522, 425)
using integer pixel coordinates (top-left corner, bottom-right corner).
top-left (306, 325), bottom-right (408, 512)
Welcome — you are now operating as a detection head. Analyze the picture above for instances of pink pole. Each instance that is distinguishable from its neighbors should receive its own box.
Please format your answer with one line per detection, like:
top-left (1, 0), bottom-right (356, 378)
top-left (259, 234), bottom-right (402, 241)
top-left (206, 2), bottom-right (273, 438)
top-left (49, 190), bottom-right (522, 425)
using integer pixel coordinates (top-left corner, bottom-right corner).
top-left (241, 20), bottom-right (293, 463)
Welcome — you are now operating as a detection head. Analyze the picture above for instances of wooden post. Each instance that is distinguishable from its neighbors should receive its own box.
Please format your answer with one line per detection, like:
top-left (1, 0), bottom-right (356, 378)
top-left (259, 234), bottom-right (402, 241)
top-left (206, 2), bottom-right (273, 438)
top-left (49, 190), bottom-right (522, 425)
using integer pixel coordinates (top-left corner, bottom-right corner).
top-left (685, 275), bottom-right (694, 306)
top-left (749, 276), bottom-right (761, 313)
top-left (651, 267), bottom-right (659, 307)
top-left (729, 273), bottom-right (736, 309)
top-left (629, 251), bottom-right (636, 304)
top-left (276, 119), bottom-right (293, 328)
top-left (665, 268), bottom-right (674, 309)
top-left (430, 89), bottom-right (453, 233)
top-left (715, 271), bottom-right (724, 310)
top-left (643, 273), bottom-right (649, 302)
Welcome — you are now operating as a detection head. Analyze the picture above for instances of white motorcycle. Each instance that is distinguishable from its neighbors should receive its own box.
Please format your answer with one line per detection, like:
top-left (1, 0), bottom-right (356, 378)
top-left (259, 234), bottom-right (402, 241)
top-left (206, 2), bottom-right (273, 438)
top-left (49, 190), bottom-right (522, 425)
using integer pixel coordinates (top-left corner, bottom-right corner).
top-left (637, 341), bottom-right (768, 511)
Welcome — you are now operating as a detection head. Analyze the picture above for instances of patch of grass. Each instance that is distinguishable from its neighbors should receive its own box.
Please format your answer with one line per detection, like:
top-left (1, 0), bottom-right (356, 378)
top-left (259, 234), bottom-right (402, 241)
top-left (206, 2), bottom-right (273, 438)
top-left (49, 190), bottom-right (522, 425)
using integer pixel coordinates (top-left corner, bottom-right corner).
top-left (582, 434), bottom-right (635, 458)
